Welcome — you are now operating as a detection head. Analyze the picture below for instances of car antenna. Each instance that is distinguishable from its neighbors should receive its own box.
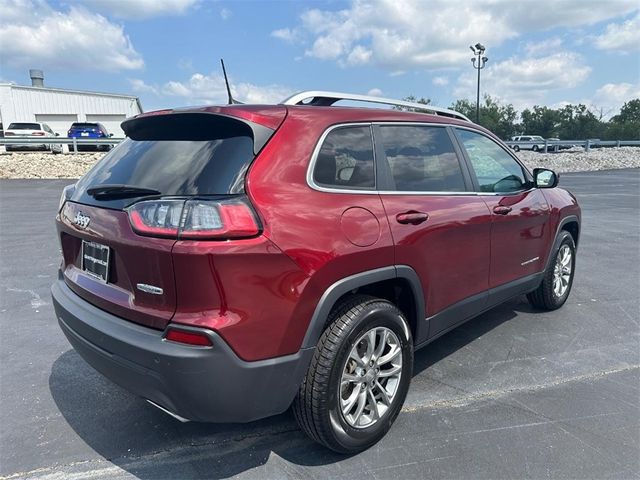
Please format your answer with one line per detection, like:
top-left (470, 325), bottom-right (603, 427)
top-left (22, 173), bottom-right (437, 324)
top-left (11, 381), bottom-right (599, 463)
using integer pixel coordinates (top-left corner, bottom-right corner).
top-left (220, 58), bottom-right (243, 105)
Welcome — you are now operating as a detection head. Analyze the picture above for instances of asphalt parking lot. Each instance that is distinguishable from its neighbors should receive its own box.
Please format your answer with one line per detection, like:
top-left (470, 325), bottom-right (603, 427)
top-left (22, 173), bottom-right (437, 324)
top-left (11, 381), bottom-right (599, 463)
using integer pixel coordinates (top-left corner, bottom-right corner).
top-left (1, 169), bottom-right (639, 480)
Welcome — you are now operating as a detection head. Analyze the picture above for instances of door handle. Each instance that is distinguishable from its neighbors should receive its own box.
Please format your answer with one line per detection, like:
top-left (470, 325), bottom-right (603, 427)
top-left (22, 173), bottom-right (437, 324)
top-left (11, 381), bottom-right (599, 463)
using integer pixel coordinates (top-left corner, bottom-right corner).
top-left (396, 211), bottom-right (429, 225)
top-left (493, 206), bottom-right (513, 215)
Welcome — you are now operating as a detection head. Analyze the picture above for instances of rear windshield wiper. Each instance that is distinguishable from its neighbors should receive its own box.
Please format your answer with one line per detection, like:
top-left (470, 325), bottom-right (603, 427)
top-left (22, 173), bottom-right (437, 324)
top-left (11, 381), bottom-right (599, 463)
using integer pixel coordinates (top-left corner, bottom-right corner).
top-left (86, 184), bottom-right (162, 200)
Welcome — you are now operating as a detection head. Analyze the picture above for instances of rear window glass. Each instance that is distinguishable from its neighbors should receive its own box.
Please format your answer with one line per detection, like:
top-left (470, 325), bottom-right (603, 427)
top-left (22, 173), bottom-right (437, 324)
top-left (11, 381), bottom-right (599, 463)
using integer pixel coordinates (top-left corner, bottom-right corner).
top-left (75, 136), bottom-right (254, 198)
top-left (313, 126), bottom-right (375, 189)
top-left (8, 123), bottom-right (40, 130)
top-left (71, 123), bottom-right (99, 128)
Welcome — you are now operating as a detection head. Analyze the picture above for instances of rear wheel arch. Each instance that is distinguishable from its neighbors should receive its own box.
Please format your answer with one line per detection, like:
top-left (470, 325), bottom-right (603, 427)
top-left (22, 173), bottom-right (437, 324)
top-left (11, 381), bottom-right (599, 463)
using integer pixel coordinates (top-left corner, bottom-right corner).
top-left (301, 266), bottom-right (425, 350)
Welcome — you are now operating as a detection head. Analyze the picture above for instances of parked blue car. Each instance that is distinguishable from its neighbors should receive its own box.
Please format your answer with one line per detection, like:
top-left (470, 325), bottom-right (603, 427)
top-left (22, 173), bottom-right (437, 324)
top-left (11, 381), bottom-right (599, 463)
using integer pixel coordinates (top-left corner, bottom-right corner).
top-left (67, 122), bottom-right (113, 151)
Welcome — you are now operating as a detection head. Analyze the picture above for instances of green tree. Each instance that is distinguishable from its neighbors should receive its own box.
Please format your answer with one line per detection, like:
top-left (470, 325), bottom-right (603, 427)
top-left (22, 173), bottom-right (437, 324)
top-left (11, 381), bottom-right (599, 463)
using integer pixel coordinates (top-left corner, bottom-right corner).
top-left (394, 95), bottom-right (432, 112)
top-left (519, 106), bottom-right (561, 138)
top-left (555, 104), bottom-right (603, 140)
top-left (450, 95), bottom-right (517, 140)
top-left (606, 99), bottom-right (640, 140)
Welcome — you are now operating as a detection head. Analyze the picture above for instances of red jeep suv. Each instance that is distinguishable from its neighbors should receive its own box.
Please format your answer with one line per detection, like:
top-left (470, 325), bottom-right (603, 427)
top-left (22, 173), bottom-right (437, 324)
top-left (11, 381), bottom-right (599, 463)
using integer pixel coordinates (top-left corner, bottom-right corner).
top-left (52, 91), bottom-right (580, 453)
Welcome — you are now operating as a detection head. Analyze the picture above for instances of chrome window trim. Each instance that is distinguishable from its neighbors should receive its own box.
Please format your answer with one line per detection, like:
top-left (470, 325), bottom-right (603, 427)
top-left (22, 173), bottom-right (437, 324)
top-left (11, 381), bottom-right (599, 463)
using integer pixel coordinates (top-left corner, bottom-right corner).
top-left (307, 122), bottom-right (377, 194)
top-left (307, 121), bottom-right (483, 196)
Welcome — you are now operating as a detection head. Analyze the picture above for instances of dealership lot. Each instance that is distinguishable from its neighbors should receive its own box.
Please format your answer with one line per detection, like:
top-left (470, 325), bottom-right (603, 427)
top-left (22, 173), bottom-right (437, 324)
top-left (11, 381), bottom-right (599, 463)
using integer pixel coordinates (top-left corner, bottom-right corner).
top-left (1, 170), bottom-right (638, 479)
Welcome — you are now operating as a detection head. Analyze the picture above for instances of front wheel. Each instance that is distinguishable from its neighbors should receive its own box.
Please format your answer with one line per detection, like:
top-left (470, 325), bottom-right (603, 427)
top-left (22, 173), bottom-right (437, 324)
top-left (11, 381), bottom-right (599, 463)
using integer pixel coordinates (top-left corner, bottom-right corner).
top-left (513, 145), bottom-right (520, 152)
top-left (528, 231), bottom-right (576, 310)
top-left (293, 295), bottom-right (413, 453)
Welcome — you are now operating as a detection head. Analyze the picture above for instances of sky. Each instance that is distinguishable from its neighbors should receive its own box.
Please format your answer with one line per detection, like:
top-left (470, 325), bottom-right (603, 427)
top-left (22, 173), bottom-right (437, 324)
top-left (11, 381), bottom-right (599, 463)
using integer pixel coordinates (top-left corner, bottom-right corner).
top-left (1, 0), bottom-right (639, 118)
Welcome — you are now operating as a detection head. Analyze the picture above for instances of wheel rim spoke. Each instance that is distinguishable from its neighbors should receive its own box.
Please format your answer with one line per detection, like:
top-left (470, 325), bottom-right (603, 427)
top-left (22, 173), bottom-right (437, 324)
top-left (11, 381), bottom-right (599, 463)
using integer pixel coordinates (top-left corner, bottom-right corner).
top-left (342, 385), bottom-right (361, 412)
top-left (352, 390), bottom-right (367, 425)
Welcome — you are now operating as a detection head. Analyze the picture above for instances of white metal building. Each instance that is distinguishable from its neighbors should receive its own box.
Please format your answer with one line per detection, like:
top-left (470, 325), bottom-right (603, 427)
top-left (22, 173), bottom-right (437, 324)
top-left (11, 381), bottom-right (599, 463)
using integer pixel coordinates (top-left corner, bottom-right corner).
top-left (0, 70), bottom-right (143, 137)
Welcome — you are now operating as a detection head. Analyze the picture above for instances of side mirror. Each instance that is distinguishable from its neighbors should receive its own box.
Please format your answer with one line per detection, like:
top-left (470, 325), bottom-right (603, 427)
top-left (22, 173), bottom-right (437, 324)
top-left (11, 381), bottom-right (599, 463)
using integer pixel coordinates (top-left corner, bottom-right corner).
top-left (534, 168), bottom-right (558, 188)
top-left (55, 133), bottom-right (60, 137)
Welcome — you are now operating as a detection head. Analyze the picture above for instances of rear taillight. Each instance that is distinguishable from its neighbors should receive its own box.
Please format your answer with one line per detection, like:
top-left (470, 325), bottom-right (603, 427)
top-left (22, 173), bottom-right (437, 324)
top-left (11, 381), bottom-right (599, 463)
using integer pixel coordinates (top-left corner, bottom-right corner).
top-left (164, 327), bottom-right (213, 347)
top-left (58, 184), bottom-right (76, 212)
top-left (127, 197), bottom-right (260, 240)
top-left (4, 132), bottom-right (14, 136)
top-left (32, 132), bottom-right (45, 136)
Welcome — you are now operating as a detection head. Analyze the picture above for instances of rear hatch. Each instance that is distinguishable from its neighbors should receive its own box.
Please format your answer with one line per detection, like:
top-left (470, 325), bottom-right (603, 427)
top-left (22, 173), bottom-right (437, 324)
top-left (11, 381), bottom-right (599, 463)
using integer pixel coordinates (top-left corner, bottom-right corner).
top-left (68, 123), bottom-right (102, 138)
top-left (57, 108), bottom-right (286, 329)
top-left (5, 122), bottom-right (44, 138)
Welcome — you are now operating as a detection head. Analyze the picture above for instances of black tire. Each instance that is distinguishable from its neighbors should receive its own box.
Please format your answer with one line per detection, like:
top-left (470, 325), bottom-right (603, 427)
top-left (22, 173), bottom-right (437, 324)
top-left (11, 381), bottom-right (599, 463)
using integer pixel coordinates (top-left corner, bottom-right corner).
top-left (532, 145), bottom-right (539, 152)
top-left (293, 295), bottom-right (413, 453)
top-left (513, 145), bottom-right (520, 152)
top-left (527, 230), bottom-right (576, 310)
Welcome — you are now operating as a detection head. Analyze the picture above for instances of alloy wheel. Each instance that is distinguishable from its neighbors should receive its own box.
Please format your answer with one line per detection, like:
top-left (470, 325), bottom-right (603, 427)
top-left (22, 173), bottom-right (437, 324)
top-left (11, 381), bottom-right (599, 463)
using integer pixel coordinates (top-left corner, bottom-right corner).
top-left (339, 327), bottom-right (403, 429)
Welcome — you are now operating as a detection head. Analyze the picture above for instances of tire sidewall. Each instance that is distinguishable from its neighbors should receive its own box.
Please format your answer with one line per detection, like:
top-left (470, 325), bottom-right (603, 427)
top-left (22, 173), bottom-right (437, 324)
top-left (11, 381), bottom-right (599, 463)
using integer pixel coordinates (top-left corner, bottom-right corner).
top-left (325, 302), bottom-right (413, 452)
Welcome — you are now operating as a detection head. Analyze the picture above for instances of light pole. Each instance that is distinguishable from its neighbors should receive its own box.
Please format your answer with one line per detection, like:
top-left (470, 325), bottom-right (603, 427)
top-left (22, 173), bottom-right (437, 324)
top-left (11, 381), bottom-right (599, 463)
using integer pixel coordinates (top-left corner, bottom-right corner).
top-left (470, 43), bottom-right (488, 123)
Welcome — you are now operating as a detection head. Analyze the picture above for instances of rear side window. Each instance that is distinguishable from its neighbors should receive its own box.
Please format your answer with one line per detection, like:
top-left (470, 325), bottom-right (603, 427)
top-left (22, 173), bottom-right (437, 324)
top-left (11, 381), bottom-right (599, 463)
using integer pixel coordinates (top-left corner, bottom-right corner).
top-left (8, 123), bottom-right (40, 130)
top-left (456, 129), bottom-right (528, 193)
top-left (378, 126), bottom-right (466, 192)
top-left (313, 126), bottom-right (375, 189)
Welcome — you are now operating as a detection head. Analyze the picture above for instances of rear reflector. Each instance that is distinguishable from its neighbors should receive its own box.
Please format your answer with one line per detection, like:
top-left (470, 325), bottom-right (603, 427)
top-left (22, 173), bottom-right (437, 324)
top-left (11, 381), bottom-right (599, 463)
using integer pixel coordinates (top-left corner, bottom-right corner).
top-left (32, 132), bottom-right (45, 136)
top-left (127, 197), bottom-right (260, 240)
top-left (164, 328), bottom-right (213, 347)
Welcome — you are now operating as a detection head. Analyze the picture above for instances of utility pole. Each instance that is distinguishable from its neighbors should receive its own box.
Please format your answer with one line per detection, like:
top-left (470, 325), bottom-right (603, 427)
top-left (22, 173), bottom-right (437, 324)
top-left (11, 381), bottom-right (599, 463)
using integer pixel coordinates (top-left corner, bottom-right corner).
top-left (470, 43), bottom-right (488, 123)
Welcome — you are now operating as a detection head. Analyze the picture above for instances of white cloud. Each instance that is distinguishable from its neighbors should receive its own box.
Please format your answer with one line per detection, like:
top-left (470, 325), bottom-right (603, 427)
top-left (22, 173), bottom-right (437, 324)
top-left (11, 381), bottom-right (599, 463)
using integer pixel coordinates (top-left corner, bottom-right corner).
top-left (432, 76), bottom-right (449, 86)
top-left (158, 72), bottom-right (293, 105)
top-left (88, 0), bottom-right (200, 19)
top-left (367, 88), bottom-right (383, 96)
top-left (346, 45), bottom-right (372, 66)
top-left (591, 82), bottom-right (640, 116)
top-left (525, 37), bottom-right (563, 56)
top-left (594, 13), bottom-right (640, 53)
top-left (220, 8), bottom-right (232, 20)
top-left (274, 0), bottom-right (638, 70)
top-left (0, 1), bottom-right (143, 71)
top-left (454, 52), bottom-right (591, 110)
top-left (129, 78), bottom-right (159, 95)
top-left (271, 28), bottom-right (300, 43)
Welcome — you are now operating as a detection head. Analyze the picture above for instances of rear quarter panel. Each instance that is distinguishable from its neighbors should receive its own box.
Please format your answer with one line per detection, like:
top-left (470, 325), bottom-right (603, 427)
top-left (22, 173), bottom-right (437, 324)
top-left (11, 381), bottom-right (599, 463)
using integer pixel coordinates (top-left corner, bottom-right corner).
top-left (246, 111), bottom-right (395, 355)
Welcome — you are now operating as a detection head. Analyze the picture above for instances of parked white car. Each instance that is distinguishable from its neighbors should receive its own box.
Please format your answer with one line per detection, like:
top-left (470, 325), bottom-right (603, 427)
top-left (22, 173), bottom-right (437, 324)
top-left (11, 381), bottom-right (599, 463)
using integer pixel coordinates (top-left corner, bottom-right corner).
top-left (511, 135), bottom-right (546, 152)
top-left (4, 122), bottom-right (62, 153)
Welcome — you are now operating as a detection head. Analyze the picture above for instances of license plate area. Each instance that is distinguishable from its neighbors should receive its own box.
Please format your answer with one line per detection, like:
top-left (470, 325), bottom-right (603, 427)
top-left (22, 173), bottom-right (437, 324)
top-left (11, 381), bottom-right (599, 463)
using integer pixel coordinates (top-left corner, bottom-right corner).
top-left (81, 240), bottom-right (110, 282)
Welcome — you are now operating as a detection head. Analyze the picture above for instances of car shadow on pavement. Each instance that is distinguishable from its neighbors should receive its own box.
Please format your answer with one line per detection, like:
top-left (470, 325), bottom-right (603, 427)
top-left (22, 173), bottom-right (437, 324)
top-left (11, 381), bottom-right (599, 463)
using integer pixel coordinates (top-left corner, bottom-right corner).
top-left (49, 296), bottom-right (536, 479)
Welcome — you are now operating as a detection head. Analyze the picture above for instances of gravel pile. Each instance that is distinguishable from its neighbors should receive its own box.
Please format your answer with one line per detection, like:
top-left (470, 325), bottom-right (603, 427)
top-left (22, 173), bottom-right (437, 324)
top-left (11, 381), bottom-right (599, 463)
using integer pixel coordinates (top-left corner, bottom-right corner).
top-left (516, 147), bottom-right (640, 173)
top-left (0, 147), bottom-right (638, 179)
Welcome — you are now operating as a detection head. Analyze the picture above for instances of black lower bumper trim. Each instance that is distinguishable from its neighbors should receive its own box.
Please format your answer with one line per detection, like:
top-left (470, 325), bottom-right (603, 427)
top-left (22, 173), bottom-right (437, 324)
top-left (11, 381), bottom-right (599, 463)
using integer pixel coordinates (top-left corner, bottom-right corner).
top-left (52, 278), bottom-right (314, 423)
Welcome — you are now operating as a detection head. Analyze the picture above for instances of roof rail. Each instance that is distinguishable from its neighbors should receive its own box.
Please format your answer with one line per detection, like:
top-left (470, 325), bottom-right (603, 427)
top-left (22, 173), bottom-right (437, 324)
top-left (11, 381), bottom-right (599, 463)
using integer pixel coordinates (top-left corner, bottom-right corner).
top-left (280, 90), bottom-right (471, 122)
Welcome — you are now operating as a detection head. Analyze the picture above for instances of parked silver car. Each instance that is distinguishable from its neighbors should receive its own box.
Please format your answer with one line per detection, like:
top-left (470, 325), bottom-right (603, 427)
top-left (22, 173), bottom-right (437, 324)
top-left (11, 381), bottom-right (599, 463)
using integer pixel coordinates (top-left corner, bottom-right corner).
top-left (511, 135), bottom-right (546, 152)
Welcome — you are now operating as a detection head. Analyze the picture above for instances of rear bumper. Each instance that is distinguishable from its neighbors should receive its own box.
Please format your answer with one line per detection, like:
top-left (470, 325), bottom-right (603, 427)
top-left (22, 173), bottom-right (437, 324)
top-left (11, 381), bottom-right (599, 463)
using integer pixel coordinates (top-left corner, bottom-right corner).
top-left (51, 277), bottom-right (314, 423)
